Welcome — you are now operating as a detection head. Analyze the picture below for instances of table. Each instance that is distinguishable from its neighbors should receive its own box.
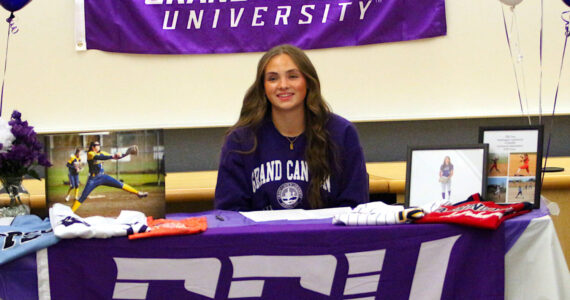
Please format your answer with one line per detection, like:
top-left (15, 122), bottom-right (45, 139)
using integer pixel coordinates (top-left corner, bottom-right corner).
top-left (19, 157), bottom-right (570, 266)
top-left (0, 209), bottom-right (568, 300)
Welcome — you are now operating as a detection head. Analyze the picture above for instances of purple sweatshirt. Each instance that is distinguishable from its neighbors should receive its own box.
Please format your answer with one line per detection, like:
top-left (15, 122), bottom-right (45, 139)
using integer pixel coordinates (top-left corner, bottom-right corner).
top-left (214, 114), bottom-right (369, 211)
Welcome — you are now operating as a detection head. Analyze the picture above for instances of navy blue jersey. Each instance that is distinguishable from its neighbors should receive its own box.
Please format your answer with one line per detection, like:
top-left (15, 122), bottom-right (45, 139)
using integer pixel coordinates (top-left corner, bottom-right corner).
top-left (66, 155), bottom-right (81, 175)
top-left (87, 151), bottom-right (114, 176)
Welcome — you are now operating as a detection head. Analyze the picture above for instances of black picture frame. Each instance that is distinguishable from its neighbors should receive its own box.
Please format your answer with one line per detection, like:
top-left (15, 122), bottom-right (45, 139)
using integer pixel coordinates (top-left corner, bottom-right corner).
top-left (405, 144), bottom-right (488, 208)
top-left (478, 125), bottom-right (543, 208)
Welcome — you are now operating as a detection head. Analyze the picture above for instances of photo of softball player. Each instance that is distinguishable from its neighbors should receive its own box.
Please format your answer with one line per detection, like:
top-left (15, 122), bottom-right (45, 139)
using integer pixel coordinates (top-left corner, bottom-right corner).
top-left (64, 148), bottom-right (83, 202)
top-left (508, 153), bottom-right (537, 177)
top-left (439, 156), bottom-right (454, 200)
top-left (70, 141), bottom-right (147, 212)
top-left (407, 147), bottom-right (486, 208)
top-left (45, 130), bottom-right (165, 218)
top-left (486, 153), bottom-right (508, 176)
top-left (515, 153), bottom-right (530, 176)
top-left (508, 177), bottom-right (535, 202)
top-left (487, 177), bottom-right (507, 203)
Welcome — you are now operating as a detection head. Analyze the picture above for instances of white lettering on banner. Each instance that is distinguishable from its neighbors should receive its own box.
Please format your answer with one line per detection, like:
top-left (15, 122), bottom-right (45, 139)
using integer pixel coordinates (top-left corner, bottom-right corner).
top-left (229, 255), bottom-right (337, 296)
top-left (252, 7), bottom-right (267, 26)
top-left (112, 257), bottom-right (221, 299)
top-left (343, 249), bottom-right (385, 295)
top-left (338, 2), bottom-right (352, 21)
top-left (275, 6), bottom-right (291, 25)
top-left (147, 0), bottom-right (247, 4)
top-left (322, 4), bottom-right (330, 23)
top-left (359, 0), bottom-right (372, 19)
top-left (111, 235), bottom-right (459, 299)
top-left (345, 249), bottom-right (385, 275)
top-left (212, 9), bottom-right (220, 28)
top-left (299, 5), bottom-right (315, 24)
top-left (228, 280), bottom-right (265, 298)
top-left (156, 1), bottom-right (379, 30)
top-left (409, 235), bottom-right (461, 300)
top-left (230, 8), bottom-right (244, 27)
top-left (187, 10), bottom-right (204, 29)
top-left (162, 11), bottom-right (178, 29)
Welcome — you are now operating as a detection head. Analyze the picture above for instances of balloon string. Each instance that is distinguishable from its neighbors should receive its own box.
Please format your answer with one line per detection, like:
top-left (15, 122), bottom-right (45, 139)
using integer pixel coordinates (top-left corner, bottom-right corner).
top-left (542, 11), bottom-right (569, 185)
top-left (502, 6), bottom-right (530, 125)
top-left (512, 9), bottom-right (532, 125)
top-left (0, 13), bottom-right (17, 118)
top-left (538, 0), bottom-right (544, 125)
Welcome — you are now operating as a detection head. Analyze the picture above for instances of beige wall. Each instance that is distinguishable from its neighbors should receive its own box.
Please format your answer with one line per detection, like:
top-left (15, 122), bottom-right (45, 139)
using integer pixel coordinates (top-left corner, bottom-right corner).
top-left (0, 1), bottom-right (569, 133)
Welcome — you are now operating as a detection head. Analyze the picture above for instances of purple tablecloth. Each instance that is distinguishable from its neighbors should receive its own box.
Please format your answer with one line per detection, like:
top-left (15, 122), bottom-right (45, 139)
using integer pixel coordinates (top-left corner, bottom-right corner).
top-left (1, 209), bottom-right (543, 300)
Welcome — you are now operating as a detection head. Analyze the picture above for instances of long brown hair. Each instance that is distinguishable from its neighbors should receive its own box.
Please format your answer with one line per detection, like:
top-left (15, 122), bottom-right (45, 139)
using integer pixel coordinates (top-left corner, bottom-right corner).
top-left (227, 44), bottom-right (336, 209)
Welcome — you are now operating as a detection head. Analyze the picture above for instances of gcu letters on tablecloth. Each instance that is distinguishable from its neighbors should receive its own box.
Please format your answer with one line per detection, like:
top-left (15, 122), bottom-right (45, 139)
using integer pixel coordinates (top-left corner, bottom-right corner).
top-left (46, 221), bottom-right (506, 299)
top-left (112, 235), bottom-right (459, 299)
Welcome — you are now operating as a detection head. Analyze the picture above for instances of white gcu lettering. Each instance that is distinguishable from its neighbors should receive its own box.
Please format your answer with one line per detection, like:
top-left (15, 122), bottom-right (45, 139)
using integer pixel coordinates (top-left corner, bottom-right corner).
top-left (409, 235), bottom-right (461, 300)
top-left (112, 258), bottom-right (221, 299)
top-left (229, 255), bottom-right (337, 297)
top-left (109, 236), bottom-right (459, 299)
top-left (344, 249), bottom-right (386, 295)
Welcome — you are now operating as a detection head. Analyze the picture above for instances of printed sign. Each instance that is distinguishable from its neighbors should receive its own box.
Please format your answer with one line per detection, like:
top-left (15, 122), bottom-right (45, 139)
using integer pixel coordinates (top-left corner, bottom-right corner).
top-left (76, 0), bottom-right (447, 54)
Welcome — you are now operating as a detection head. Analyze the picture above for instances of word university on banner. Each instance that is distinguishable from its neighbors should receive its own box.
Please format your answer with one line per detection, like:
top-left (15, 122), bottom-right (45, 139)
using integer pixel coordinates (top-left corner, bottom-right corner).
top-left (75, 0), bottom-right (447, 54)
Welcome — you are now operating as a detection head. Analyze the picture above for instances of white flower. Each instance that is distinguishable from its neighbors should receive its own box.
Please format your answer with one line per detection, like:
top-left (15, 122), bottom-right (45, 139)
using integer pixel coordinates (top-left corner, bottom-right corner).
top-left (0, 118), bottom-right (15, 152)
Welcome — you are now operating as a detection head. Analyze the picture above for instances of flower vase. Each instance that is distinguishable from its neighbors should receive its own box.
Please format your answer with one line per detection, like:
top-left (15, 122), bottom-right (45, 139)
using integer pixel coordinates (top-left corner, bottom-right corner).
top-left (0, 177), bottom-right (31, 217)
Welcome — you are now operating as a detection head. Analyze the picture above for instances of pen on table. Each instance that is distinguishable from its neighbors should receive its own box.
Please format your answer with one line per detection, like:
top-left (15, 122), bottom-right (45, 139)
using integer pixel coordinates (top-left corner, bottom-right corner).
top-left (215, 215), bottom-right (225, 221)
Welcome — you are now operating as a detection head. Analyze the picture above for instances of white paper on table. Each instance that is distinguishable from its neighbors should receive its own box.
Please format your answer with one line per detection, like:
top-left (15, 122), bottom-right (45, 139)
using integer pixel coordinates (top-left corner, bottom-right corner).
top-left (240, 207), bottom-right (353, 222)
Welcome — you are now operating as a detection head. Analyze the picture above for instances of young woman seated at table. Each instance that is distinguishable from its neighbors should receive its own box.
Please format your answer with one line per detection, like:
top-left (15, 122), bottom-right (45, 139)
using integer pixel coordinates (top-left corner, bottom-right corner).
top-left (214, 44), bottom-right (369, 211)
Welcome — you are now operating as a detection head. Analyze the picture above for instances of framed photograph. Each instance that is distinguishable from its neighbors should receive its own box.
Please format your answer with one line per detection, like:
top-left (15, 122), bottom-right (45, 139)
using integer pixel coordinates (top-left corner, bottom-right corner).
top-left (44, 130), bottom-right (165, 218)
top-left (405, 144), bottom-right (488, 208)
top-left (479, 125), bottom-right (543, 208)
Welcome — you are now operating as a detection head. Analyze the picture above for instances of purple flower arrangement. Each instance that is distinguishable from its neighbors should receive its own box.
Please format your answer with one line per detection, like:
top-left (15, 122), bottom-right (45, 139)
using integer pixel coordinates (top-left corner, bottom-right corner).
top-left (0, 110), bottom-right (51, 180)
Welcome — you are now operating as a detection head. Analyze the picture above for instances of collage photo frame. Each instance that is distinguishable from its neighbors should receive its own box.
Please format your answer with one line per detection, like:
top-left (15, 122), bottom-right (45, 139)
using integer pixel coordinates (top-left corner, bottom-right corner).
top-left (478, 125), bottom-right (543, 208)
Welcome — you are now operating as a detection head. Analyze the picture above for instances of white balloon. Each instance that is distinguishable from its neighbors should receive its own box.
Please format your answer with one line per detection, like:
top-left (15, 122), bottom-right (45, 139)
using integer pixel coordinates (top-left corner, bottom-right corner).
top-left (499, 0), bottom-right (523, 6)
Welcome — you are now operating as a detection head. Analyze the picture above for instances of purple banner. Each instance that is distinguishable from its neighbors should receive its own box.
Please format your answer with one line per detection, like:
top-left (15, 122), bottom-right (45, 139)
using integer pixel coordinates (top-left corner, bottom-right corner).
top-left (46, 211), bottom-right (504, 299)
top-left (78, 0), bottom-right (446, 54)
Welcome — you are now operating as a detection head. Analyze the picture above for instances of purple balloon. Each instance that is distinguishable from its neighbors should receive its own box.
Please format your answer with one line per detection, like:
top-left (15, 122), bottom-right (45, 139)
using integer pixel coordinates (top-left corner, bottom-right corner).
top-left (564, 0), bottom-right (570, 7)
top-left (0, 0), bottom-right (31, 12)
